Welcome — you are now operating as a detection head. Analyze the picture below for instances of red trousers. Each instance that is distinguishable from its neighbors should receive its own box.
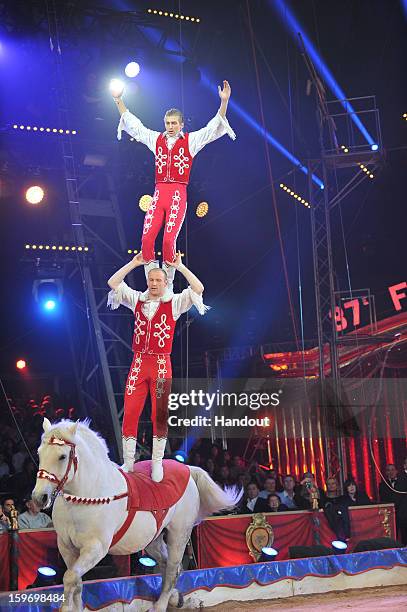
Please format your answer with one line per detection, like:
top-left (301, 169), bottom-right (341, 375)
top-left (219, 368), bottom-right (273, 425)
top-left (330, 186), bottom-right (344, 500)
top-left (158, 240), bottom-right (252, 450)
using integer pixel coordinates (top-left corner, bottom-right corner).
top-left (141, 183), bottom-right (187, 263)
top-left (122, 352), bottom-right (172, 439)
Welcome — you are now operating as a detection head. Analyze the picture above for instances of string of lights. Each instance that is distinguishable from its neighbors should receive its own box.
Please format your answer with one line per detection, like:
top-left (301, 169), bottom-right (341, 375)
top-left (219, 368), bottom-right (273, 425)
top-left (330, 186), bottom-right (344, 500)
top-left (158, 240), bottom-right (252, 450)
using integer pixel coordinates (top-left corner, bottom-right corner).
top-left (24, 244), bottom-right (90, 252)
top-left (279, 183), bottom-right (310, 209)
top-left (359, 163), bottom-right (374, 179)
top-left (147, 8), bottom-right (200, 23)
top-left (12, 125), bottom-right (77, 135)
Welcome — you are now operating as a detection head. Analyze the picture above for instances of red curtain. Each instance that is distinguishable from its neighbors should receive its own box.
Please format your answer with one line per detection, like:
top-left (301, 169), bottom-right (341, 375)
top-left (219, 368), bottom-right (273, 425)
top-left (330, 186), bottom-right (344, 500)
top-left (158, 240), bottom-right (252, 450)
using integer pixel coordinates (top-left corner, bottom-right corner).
top-left (0, 534), bottom-right (10, 592)
top-left (196, 505), bottom-right (396, 568)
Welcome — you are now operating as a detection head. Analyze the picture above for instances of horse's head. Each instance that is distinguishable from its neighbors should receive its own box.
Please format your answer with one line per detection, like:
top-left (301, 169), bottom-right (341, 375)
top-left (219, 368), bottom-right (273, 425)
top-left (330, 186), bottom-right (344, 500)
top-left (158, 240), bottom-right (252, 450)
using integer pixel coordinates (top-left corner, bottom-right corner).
top-left (32, 418), bottom-right (79, 509)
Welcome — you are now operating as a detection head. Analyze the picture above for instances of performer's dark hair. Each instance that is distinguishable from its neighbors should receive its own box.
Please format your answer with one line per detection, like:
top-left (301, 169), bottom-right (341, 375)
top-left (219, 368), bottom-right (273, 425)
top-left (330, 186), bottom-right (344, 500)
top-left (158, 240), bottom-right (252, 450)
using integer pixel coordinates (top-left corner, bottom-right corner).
top-left (165, 108), bottom-right (184, 123)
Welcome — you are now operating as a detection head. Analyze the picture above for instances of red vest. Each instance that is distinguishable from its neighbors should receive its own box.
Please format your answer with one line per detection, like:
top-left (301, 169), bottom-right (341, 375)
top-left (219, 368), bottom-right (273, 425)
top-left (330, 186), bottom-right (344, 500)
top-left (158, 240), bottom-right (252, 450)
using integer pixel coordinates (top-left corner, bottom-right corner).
top-left (155, 133), bottom-right (192, 185)
top-left (132, 299), bottom-right (176, 354)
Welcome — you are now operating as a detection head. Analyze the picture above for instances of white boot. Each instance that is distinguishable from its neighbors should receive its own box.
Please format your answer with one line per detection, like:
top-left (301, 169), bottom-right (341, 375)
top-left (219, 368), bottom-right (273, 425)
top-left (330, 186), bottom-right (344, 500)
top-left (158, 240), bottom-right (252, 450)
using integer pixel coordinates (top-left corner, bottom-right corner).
top-left (151, 437), bottom-right (167, 482)
top-left (121, 437), bottom-right (137, 472)
top-left (162, 261), bottom-right (176, 295)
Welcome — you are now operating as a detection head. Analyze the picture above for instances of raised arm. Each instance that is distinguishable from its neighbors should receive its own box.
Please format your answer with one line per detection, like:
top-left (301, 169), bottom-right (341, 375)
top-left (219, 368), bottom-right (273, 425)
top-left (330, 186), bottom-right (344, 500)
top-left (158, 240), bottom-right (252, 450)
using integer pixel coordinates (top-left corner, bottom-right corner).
top-left (111, 87), bottom-right (160, 151)
top-left (108, 253), bottom-right (145, 290)
top-left (218, 80), bottom-right (231, 118)
top-left (167, 253), bottom-right (204, 295)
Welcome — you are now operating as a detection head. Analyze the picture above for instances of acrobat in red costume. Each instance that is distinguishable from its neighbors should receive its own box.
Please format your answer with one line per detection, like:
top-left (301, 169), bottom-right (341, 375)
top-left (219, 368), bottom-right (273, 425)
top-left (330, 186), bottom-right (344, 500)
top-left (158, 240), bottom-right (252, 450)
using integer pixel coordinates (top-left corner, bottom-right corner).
top-left (107, 252), bottom-right (208, 482)
top-left (112, 80), bottom-right (236, 268)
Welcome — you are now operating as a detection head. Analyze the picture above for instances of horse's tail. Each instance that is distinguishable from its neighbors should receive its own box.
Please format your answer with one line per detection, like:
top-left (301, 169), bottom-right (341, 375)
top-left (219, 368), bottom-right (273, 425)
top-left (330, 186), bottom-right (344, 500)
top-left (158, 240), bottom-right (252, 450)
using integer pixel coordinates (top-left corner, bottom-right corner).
top-left (189, 466), bottom-right (243, 523)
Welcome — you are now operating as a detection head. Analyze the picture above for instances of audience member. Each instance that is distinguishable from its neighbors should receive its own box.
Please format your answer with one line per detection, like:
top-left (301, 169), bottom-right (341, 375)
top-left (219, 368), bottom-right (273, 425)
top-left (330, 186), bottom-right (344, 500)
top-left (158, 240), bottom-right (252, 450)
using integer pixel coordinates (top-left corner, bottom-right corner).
top-left (239, 482), bottom-right (269, 514)
top-left (0, 453), bottom-right (10, 479)
top-left (258, 477), bottom-right (277, 499)
top-left (278, 475), bottom-right (299, 510)
top-left (339, 479), bottom-right (372, 507)
top-left (379, 463), bottom-right (407, 546)
top-left (323, 476), bottom-right (341, 505)
top-left (267, 493), bottom-right (288, 512)
top-left (18, 498), bottom-right (53, 530)
top-left (0, 503), bottom-right (10, 531)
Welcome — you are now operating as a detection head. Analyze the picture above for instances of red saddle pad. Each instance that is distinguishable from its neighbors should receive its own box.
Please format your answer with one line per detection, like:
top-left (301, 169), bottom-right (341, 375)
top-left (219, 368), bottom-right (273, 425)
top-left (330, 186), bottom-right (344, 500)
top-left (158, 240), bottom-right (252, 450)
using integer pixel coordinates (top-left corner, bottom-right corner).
top-left (120, 459), bottom-right (190, 512)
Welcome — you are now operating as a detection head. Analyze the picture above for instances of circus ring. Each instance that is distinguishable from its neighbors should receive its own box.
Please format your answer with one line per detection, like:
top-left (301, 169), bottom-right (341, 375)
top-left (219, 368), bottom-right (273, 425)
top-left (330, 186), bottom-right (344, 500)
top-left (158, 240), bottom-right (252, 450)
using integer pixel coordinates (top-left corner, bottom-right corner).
top-left (0, 548), bottom-right (406, 611)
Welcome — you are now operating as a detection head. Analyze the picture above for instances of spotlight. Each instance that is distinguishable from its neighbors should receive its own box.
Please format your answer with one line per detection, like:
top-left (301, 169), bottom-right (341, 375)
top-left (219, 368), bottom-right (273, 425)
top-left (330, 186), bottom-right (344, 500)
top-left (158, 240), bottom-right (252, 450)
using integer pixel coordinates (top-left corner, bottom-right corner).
top-left (139, 556), bottom-right (156, 567)
top-left (25, 186), bottom-right (44, 205)
top-left (138, 555), bottom-right (157, 574)
top-left (28, 566), bottom-right (58, 588)
top-left (196, 202), bottom-right (208, 217)
top-left (259, 546), bottom-right (278, 562)
top-left (371, 144), bottom-right (378, 151)
top-left (172, 451), bottom-right (187, 463)
top-left (33, 279), bottom-right (63, 314)
top-left (340, 145), bottom-right (349, 153)
top-left (331, 540), bottom-right (348, 552)
top-left (109, 79), bottom-right (125, 98)
top-left (125, 62), bottom-right (140, 78)
top-left (139, 194), bottom-right (152, 212)
top-left (16, 359), bottom-right (27, 370)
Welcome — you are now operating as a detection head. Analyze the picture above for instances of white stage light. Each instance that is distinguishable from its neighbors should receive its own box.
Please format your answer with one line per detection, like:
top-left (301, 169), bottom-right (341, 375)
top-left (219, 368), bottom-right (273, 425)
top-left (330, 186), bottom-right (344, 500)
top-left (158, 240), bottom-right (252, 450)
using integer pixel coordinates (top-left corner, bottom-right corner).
top-left (109, 79), bottom-right (125, 98)
top-left (125, 62), bottom-right (140, 78)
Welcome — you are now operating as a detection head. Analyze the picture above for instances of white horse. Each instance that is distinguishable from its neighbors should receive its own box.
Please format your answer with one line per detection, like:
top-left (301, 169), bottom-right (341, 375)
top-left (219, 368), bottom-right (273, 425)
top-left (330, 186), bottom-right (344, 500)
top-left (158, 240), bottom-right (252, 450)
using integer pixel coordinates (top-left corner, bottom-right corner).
top-left (32, 419), bottom-right (240, 612)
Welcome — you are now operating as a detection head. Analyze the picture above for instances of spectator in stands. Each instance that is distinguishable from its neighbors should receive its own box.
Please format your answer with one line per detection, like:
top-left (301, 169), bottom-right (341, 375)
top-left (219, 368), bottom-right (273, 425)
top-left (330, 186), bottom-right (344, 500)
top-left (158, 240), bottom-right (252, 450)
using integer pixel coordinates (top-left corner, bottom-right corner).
top-left (402, 457), bottom-right (407, 479)
top-left (12, 441), bottom-right (28, 473)
top-left (0, 503), bottom-right (10, 531)
top-left (204, 458), bottom-right (216, 479)
top-left (0, 453), bottom-right (10, 480)
top-left (379, 463), bottom-right (407, 546)
top-left (188, 451), bottom-right (202, 467)
top-left (230, 455), bottom-right (245, 479)
top-left (237, 472), bottom-right (251, 490)
top-left (296, 477), bottom-right (323, 510)
top-left (18, 498), bottom-right (53, 530)
top-left (239, 482), bottom-right (269, 514)
top-left (259, 477), bottom-right (277, 499)
top-left (268, 468), bottom-right (283, 492)
top-left (339, 479), bottom-right (372, 507)
top-left (267, 493), bottom-right (288, 512)
top-left (324, 476), bottom-right (341, 504)
top-left (210, 445), bottom-right (221, 465)
top-left (278, 475), bottom-right (299, 510)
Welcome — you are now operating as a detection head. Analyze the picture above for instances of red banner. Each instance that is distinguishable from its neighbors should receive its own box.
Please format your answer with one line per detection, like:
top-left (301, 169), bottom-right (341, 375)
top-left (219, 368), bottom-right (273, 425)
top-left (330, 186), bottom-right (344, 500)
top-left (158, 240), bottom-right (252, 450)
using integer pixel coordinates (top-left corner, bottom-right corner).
top-left (18, 530), bottom-right (59, 590)
top-left (0, 534), bottom-right (10, 592)
top-left (196, 504), bottom-right (396, 568)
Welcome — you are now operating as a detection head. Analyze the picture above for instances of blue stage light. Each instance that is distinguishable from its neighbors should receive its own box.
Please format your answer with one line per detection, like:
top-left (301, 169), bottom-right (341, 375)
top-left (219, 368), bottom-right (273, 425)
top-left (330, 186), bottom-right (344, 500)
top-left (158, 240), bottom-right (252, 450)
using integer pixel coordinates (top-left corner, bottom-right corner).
top-left (331, 540), bottom-right (348, 551)
top-left (38, 567), bottom-right (57, 577)
top-left (174, 451), bottom-right (187, 463)
top-left (125, 62), bottom-right (140, 78)
top-left (371, 144), bottom-right (379, 151)
top-left (139, 556), bottom-right (157, 567)
top-left (272, 0), bottom-right (376, 149)
top-left (261, 546), bottom-right (278, 557)
top-left (44, 299), bottom-right (56, 311)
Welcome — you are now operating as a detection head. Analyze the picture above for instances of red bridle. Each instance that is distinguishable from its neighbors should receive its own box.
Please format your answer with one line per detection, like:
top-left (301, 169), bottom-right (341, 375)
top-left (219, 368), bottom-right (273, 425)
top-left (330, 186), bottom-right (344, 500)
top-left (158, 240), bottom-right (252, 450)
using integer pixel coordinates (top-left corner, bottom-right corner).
top-left (36, 436), bottom-right (78, 497)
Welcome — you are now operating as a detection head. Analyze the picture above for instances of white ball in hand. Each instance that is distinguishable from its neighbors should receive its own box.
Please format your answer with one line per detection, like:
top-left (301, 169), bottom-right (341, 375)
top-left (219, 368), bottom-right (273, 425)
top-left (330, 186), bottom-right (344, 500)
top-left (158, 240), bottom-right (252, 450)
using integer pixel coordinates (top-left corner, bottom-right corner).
top-left (109, 78), bottom-right (125, 98)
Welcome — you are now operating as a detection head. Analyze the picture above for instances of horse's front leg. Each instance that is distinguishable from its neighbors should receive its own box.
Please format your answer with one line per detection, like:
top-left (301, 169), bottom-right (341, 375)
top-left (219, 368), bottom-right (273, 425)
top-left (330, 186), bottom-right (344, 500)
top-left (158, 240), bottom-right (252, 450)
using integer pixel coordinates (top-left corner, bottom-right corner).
top-left (57, 538), bottom-right (79, 612)
top-left (61, 538), bottom-right (108, 612)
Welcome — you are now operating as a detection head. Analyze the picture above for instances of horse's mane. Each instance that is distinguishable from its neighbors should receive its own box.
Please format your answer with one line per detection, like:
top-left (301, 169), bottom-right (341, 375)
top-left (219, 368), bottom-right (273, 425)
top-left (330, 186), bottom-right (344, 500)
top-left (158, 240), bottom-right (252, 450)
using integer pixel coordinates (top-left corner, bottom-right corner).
top-left (42, 419), bottom-right (110, 462)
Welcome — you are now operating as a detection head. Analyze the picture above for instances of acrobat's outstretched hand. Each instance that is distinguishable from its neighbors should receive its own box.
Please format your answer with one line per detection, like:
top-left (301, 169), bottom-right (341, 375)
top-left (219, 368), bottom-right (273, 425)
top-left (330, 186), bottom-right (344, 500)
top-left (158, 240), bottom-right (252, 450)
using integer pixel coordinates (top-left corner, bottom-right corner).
top-left (218, 80), bottom-right (232, 101)
top-left (165, 252), bottom-right (183, 269)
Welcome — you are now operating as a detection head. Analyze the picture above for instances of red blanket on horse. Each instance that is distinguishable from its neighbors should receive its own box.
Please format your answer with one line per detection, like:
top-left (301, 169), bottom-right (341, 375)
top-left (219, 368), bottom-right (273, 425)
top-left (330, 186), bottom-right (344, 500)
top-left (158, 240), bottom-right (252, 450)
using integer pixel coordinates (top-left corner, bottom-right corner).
top-left (111, 460), bottom-right (190, 548)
